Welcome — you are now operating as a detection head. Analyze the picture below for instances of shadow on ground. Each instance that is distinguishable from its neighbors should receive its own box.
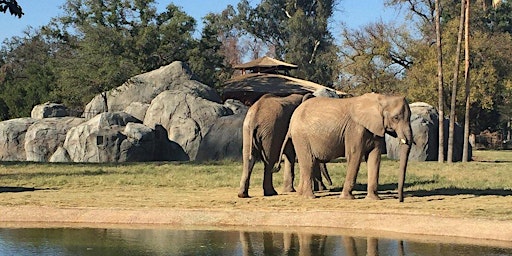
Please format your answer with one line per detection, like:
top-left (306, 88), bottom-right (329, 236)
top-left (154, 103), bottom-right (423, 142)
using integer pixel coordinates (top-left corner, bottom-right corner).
top-left (0, 187), bottom-right (54, 193)
top-left (321, 180), bottom-right (512, 199)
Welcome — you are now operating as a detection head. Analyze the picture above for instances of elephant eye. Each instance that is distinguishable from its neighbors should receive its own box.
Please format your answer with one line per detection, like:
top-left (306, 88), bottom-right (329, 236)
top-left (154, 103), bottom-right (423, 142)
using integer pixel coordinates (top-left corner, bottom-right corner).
top-left (392, 115), bottom-right (400, 122)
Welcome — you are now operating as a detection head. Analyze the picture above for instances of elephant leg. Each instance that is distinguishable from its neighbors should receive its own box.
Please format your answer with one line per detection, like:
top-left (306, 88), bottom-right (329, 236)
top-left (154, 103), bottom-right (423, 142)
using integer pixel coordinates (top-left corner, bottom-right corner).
top-left (298, 157), bottom-right (316, 199)
top-left (340, 152), bottom-right (363, 200)
top-left (365, 146), bottom-right (381, 200)
top-left (312, 162), bottom-right (326, 191)
top-left (238, 155), bottom-right (256, 198)
top-left (282, 141), bottom-right (296, 193)
top-left (263, 163), bottom-right (278, 196)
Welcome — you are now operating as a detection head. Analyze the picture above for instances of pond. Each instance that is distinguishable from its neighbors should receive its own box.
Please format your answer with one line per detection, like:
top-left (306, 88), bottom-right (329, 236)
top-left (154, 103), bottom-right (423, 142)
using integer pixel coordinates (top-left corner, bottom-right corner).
top-left (0, 226), bottom-right (511, 255)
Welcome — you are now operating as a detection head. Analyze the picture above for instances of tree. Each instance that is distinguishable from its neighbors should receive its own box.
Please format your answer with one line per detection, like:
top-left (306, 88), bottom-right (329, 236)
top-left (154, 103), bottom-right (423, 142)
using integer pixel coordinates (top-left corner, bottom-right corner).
top-left (447, 0), bottom-right (465, 163)
top-left (0, 0), bottom-right (23, 18)
top-left (338, 22), bottom-right (412, 95)
top-left (52, 0), bottom-right (197, 111)
top-left (462, 0), bottom-right (470, 161)
top-left (435, 0), bottom-right (445, 162)
top-left (188, 13), bottom-right (230, 89)
top-left (216, 0), bottom-right (339, 87)
top-left (0, 29), bottom-right (58, 119)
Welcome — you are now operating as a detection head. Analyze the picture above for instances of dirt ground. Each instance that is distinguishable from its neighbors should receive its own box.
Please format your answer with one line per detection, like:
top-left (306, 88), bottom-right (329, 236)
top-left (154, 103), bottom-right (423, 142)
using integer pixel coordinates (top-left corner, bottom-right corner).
top-left (1, 201), bottom-right (512, 247)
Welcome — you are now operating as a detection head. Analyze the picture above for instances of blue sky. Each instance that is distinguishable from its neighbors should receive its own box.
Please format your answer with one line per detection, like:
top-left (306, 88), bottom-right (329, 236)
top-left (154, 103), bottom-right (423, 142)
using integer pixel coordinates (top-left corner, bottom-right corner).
top-left (0, 0), bottom-right (403, 42)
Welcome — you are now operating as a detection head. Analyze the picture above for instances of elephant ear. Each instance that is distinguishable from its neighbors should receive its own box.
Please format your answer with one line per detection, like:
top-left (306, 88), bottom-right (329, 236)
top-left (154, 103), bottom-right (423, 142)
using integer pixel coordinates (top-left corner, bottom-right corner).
top-left (350, 94), bottom-right (385, 137)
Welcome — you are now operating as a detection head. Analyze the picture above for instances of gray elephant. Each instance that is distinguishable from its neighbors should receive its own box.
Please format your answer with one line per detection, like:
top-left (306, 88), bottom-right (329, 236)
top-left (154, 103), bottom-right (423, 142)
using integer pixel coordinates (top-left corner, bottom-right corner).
top-left (275, 93), bottom-right (412, 202)
top-left (238, 93), bottom-right (331, 198)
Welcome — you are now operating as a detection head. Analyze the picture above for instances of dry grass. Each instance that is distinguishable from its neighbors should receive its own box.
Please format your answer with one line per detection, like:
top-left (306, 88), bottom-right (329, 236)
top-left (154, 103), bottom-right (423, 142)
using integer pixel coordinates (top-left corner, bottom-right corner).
top-left (1, 150), bottom-right (511, 221)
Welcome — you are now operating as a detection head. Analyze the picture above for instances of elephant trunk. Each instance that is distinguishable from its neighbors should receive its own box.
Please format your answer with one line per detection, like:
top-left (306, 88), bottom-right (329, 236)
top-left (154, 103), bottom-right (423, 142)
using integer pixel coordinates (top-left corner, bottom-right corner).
top-left (398, 135), bottom-right (412, 202)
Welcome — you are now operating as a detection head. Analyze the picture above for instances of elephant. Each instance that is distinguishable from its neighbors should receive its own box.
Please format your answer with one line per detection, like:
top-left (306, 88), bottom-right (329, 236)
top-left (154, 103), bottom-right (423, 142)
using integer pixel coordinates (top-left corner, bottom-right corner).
top-left (238, 93), bottom-right (332, 198)
top-left (274, 93), bottom-right (412, 202)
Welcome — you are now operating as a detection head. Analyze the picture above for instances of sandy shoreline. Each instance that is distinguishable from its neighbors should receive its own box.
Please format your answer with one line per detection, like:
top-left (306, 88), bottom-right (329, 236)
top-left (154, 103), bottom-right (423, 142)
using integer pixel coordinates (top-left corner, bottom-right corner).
top-left (1, 206), bottom-right (511, 247)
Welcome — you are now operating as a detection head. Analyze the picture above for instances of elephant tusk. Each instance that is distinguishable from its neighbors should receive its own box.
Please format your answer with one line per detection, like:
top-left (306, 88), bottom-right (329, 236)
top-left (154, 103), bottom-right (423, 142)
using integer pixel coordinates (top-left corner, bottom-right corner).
top-left (400, 138), bottom-right (407, 144)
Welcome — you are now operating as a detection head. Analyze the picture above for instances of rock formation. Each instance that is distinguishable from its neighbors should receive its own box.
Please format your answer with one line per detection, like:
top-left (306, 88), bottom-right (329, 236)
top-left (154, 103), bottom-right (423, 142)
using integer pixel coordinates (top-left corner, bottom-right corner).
top-left (386, 102), bottom-right (471, 162)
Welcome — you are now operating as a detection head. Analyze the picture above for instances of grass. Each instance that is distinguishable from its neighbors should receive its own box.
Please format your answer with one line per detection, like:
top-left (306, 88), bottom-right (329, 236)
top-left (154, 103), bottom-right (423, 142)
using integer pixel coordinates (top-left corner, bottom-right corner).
top-left (0, 150), bottom-right (511, 220)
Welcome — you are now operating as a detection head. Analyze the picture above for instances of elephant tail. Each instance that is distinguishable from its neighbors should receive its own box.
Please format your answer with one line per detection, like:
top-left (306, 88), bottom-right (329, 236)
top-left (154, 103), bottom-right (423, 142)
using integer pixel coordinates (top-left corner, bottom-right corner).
top-left (272, 133), bottom-right (290, 173)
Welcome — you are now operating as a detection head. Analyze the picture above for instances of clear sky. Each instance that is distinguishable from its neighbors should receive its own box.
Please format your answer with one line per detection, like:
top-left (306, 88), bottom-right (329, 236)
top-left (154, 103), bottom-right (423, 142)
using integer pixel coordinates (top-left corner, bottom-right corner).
top-left (0, 0), bottom-right (403, 43)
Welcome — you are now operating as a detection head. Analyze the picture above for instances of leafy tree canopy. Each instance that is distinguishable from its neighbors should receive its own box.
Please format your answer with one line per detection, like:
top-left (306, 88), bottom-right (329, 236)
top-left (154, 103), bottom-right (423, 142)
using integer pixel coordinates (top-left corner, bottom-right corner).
top-left (0, 0), bottom-right (23, 18)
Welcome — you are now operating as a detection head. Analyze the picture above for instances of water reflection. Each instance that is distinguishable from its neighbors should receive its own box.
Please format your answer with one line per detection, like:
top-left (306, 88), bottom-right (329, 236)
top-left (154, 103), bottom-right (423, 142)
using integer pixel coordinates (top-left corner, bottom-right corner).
top-left (0, 227), bottom-right (511, 255)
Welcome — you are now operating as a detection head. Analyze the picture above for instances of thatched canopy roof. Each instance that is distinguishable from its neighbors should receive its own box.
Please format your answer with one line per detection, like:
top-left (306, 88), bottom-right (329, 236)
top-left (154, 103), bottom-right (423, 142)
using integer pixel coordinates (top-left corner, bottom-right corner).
top-left (233, 56), bottom-right (298, 74)
top-left (222, 73), bottom-right (346, 105)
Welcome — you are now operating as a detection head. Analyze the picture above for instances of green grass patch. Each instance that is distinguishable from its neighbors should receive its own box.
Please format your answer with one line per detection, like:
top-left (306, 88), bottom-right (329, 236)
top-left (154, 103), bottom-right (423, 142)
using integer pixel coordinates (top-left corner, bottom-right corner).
top-left (1, 150), bottom-right (511, 220)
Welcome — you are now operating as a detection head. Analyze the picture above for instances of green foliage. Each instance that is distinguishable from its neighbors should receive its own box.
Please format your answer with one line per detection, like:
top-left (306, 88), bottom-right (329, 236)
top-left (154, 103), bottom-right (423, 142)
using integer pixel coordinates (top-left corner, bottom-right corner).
top-left (338, 22), bottom-right (412, 95)
top-left (0, 0), bottom-right (511, 136)
top-left (52, 0), bottom-right (199, 110)
top-left (0, 0), bottom-right (23, 18)
top-left (214, 0), bottom-right (339, 87)
top-left (188, 14), bottom-right (231, 88)
top-left (0, 30), bottom-right (59, 119)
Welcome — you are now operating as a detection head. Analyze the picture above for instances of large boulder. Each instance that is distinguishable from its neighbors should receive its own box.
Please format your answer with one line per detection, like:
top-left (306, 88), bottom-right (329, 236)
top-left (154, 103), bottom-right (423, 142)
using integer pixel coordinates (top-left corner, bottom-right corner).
top-left (196, 100), bottom-right (248, 161)
top-left (83, 61), bottom-right (221, 118)
top-left (386, 102), bottom-right (471, 161)
top-left (123, 102), bottom-right (149, 121)
top-left (144, 90), bottom-right (233, 160)
top-left (0, 118), bottom-right (36, 161)
top-left (196, 111), bottom-right (247, 162)
top-left (25, 117), bottom-right (85, 162)
top-left (62, 112), bottom-right (157, 162)
top-left (31, 102), bottom-right (69, 119)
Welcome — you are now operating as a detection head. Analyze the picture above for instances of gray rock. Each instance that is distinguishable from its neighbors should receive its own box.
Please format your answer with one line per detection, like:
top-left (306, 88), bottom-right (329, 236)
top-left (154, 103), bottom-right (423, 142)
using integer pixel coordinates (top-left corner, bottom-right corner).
top-left (386, 102), bottom-right (471, 162)
top-left (196, 112), bottom-right (246, 162)
top-left (144, 90), bottom-right (233, 160)
top-left (0, 118), bottom-right (36, 161)
top-left (123, 102), bottom-right (149, 121)
top-left (120, 122), bottom-right (156, 162)
top-left (31, 102), bottom-right (69, 119)
top-left (196, 100), bottom-right (249, 162)
top-left (223, 99), bottom-right (248, 115)
top-left (83, 61), bottom-right (221, 118)
top-left (25, 117), bottom-right (85, 162)
top-left (49, 146), bottom-right (71, 163)
top-left (63, 112), bottom-right (156, 162)
top-left (313, 88), bottom-right (340, 98)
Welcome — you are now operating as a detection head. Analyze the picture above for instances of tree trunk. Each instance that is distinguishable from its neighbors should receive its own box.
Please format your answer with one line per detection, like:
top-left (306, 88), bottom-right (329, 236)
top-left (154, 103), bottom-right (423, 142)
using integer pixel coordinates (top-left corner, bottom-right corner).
top-left (448, 0), bottom-right (466, 163)
top-left (462, 0), bottom-right (471, 162)
top-left (435, 0), bottom-right (445, 163)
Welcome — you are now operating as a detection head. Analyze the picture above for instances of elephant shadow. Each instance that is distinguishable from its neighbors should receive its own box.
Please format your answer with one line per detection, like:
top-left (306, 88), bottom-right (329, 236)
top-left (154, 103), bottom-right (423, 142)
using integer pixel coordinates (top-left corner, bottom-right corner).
top-left (0, 186), bottom-right (51, 193)
top-left (408, 188), bottom-right (512, 197)
top-left (323, 179), bottom-right (512, 199)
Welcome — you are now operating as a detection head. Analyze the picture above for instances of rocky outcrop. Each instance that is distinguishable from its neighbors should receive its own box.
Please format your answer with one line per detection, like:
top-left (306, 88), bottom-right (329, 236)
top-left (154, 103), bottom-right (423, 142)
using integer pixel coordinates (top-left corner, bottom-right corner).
top-left (83, 61), bottom-right (221, 118)
top-left (143, 91), bottom-right (233, 161)
top-left (195, 100), bottom-right (248, 162)
top-left (386, 102), bottom-right (471, 162)
top-left (0, 118), bottom-right (36, 161)
top-left (62, 112), bottom-right (157, 162)
top-left (123, 102), bottom-right (149, 121)
top-left (25, 117), bottom-right (85, 162)
top-left (0, 61), bottom-right (264, 163)
top-left (31, 102), bottom-right (69, 119)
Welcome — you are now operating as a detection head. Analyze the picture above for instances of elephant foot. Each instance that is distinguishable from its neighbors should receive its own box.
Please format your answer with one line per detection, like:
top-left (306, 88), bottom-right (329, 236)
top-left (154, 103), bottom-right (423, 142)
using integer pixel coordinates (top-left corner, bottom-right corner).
top-left (340, 193), bottom-right (355, 200)
top-left (238, 192), bottom-right (250, 198)
top-left (282, 186), bottom-right (296, 193)
top-left (365, 194), bottom-right (381, 200)
top-left (302, 192), bottom-right (316, 199)
top-left (264, 189), bottom-right (278, 197)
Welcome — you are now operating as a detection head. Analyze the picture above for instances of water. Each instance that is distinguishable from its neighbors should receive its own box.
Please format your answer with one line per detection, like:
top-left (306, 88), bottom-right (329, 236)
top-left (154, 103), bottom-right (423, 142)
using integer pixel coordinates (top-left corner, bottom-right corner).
top-left (0, 227), bottom-right (511, 256)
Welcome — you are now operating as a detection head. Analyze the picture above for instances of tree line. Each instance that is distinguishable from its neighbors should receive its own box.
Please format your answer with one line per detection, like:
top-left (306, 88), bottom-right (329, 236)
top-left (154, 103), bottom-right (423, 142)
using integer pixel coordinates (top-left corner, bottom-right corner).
top-left (0, 0), bottom-right (511, 144)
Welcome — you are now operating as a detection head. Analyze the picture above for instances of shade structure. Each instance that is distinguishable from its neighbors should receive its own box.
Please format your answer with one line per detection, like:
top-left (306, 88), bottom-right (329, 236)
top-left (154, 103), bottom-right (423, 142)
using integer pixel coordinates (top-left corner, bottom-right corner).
top-left (233, 56), bottom-right (298, 75)
top-left (222, 73), bottom-right (346, 105)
